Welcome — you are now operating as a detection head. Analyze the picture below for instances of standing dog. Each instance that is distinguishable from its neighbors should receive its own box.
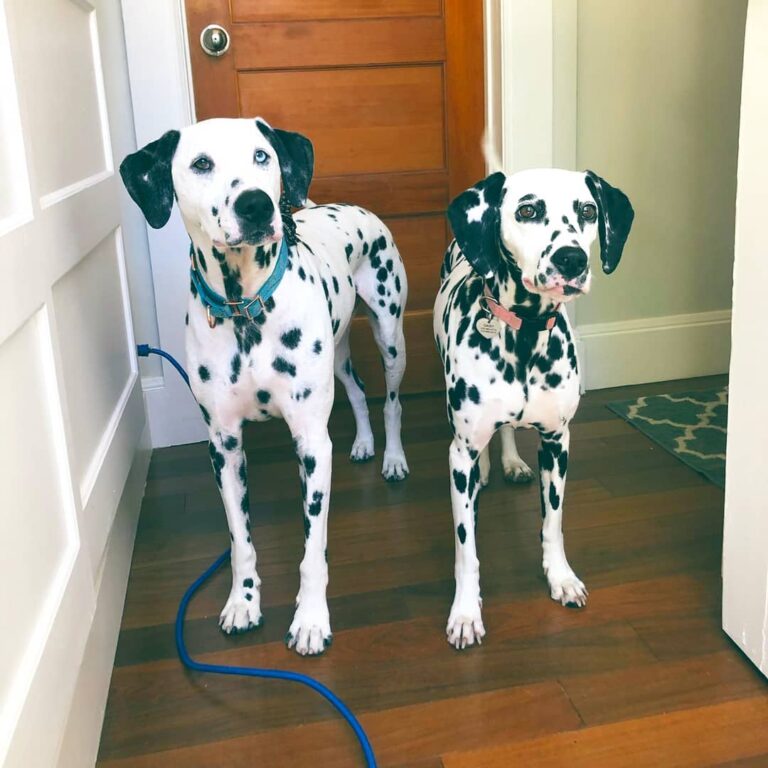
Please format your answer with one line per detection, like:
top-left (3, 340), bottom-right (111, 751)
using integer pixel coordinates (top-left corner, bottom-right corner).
top-left (120, 118), bottom-right (409, 655)
top-left (434, 167), bottom-right (633, 649)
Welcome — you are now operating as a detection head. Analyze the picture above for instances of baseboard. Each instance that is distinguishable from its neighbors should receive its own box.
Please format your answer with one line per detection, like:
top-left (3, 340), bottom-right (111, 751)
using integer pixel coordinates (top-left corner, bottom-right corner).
top-left (55, 426), bottom-right (151, 768)
top-left (577, 309), bottom-right (732, 390)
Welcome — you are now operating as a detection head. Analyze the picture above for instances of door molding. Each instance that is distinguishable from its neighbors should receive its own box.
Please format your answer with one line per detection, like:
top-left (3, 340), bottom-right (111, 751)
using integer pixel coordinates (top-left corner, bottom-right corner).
top-left (122, 0), bottom-right (204, 447)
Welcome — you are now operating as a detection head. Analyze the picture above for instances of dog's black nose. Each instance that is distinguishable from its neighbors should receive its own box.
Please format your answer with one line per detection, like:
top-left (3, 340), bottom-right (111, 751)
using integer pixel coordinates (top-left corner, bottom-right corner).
top-left (551, 246), bottom-right (588, 280)
top-left (233, 189), bottom-right (274, 226)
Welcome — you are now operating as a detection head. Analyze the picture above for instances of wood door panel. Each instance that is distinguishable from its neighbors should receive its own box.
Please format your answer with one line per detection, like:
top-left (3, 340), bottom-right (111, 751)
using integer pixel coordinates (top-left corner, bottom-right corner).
top-left (185, 0), bottom-right (485, 395)
top-left (239, 67), bottom-right (445, 177)
top-left (385, 215), bottom-right (449, 311)
top-left (231, 0), bottom-right (442, 23)
top-left (233, 18), bottom-right (445, 70)
top-left (309, 171), bottom-right (449, 217)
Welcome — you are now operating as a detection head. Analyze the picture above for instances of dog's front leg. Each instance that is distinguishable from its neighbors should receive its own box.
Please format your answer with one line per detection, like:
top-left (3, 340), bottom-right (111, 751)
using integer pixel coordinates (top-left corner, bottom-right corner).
top-left (286, 416), bottom-right (333, 655)
top-left (446, 438), bottom-right (485, 649)
top-left (208, 427), bottom-right (263, 633)
top-left (537, 426), bottom-right (587, 607)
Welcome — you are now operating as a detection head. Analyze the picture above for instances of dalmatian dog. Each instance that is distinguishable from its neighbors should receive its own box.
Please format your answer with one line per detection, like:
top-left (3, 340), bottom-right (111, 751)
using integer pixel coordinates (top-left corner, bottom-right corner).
top-left (120, 118), bottom-right (409, 655)
top-left (434, 166), bottom-right (633, 649)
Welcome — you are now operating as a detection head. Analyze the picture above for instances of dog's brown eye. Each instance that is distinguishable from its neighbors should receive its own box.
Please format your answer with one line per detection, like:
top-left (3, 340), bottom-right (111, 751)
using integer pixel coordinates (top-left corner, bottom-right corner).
top-left (517, 204), bottom-right (537, 220)
top-left (192, 155), bottom-right (214, 172)
top-left (582, 203), bottom-right (597, 221)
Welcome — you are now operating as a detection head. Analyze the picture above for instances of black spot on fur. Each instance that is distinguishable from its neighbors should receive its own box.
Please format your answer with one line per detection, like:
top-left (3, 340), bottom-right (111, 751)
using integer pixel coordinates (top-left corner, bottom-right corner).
top-left (272, 357), bottom-right (296, 377)
top-left (243, 578), bottom-right (254, 588)
top-left (308, 490), bottom-right (323, 516)
top-left (468, 385), bottom-right (481, 404)
top-left (313, 339), bottom-right (322, 354)
top-left (453, 469), bottom-right (467, 493)
top-left (198, 365), bottom-right (210, 382)
top-left (303, 454), bottom-right (316, 477)
top-left (457, 523), bottom-right (467, 544)
top-left (230, 354), bottom-right (241, 384)
top-left (256, 389), bottom-right (271, 403)
top-left (199, 405), bottom-right (211, 425)
top-left (281, 328), bottom-right (302, 349)
top-left (223, 435), bottom-right (238, 451)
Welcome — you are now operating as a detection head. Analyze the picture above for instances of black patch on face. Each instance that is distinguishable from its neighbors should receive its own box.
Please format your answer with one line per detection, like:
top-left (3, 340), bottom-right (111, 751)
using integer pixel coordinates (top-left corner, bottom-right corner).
top-left (272, 357), bottom-right (296, 376)
top-left (452, 469), bottom-right (467, 493)
top-left (230, 354), bottom-right (241, 384)
top-left (281, 327), bottom-right (302, 349)
top-left (198, 365), bottom-right (210, 382)
top-left (457, 523), bottom-right (467, 544)
top-left (256, 389), bottom-right (270, 403)
top-left (255, 120), bottom-right (314, 207)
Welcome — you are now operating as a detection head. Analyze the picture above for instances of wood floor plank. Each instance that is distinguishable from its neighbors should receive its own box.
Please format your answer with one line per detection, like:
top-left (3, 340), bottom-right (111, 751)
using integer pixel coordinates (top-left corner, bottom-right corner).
top-left (440, 697), bottom-right (768, 768)
top-left (99, 682), bottom-right (581, 767)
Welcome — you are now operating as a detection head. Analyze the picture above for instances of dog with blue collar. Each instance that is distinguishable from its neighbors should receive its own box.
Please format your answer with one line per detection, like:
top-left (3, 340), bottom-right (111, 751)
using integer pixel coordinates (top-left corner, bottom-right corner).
top-left (120, 117), bottom-right (409, 655)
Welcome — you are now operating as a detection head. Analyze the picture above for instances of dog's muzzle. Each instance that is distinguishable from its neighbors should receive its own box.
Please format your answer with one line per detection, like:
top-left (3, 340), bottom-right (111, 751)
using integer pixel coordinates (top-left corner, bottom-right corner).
top-left (551, 246), bottom-right (588, 280)
top-left (233, 189), bottom-right (276, 242)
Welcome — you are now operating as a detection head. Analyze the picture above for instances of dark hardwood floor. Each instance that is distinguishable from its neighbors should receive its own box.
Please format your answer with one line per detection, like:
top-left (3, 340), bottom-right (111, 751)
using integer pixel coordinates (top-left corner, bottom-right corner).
top-left (97, 374), bottom-right (767, 767)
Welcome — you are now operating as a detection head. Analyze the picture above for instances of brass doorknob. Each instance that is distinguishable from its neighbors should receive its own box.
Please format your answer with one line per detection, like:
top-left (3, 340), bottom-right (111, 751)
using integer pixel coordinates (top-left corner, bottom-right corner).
top-left (200, 24), bottom-right (230, 57)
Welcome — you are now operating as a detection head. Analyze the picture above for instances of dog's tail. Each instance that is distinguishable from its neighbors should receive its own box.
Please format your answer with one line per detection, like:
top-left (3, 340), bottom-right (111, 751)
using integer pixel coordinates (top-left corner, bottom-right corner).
top-left (482, 130), bottom-right (504, 175)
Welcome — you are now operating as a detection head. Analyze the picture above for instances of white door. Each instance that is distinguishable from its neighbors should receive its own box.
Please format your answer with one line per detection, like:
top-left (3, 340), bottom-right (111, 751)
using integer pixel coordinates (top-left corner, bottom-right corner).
top-left (0, 0), bottom-right (146, 764)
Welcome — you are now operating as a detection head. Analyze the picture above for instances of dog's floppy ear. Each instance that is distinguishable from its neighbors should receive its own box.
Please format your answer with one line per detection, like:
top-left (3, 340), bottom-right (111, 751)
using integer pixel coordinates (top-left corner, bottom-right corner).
top-left (256, 119), bottom-right (314, 207)
top-left (584, 170), bottom-right (634, 274)
top-left (447, 172), bottom-right (506, 279)
top-left (119, 130), bottom-right (180, 229)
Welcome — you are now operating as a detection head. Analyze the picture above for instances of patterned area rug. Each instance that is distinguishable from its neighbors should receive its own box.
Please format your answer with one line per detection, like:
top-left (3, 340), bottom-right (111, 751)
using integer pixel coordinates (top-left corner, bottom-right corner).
top-left (607, 388), bottom-right (727, 488)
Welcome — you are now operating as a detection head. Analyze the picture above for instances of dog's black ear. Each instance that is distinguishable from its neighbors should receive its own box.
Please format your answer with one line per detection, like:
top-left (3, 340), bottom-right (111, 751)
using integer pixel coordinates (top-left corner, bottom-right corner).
top-left (447, 172), bottom-right (506, 279)
top-left (119, 130), bottom-right (180, 229)
top-left (584, 170), bottom-right (634, 274)
top-left (256, 119), bottom-right (314, 207)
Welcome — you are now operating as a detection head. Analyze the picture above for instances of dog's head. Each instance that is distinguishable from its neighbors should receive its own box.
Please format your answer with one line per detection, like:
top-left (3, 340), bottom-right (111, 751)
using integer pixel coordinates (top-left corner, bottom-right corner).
top-left (447, 168), bottom-right (634, 301)
top-left (119, 118), bottom-right (314, 248)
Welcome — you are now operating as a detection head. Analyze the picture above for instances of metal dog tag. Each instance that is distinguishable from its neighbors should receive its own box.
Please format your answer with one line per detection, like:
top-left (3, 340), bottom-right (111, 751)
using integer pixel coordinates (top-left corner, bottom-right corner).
top-left (476, 316), bottom-right (500, 339)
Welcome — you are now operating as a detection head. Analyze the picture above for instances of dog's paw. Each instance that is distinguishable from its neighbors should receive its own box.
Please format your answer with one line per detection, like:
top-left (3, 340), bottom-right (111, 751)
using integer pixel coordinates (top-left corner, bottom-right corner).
top-left (219, 589), bottom-right (262, 635)
top-left (382, 450), bottom-right (409, 482)
top-left (350, 435), bottom-right (375, 463)
top-left (547, 570), bottom-right (588, 608)
top-left (286, 601), bottom-right (332, 656)
top-left (446, 600), bottom-right (485, 650)
top-left (503, 458), bottom-right (535, 484)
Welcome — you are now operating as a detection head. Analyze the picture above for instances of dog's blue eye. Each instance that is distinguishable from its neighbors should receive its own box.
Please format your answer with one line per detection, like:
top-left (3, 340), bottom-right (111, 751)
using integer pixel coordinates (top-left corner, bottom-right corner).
top-left (192, 156), bottom-right (213, 172)
top-left (582, 203), bottom-right (597, 222)
top-left (254, 149), bottom-right (269, 165)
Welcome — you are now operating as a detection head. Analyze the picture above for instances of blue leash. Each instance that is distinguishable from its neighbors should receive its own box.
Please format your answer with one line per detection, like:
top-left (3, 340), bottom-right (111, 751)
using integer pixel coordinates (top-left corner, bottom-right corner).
top-left (138, 343), bottom-right (377, 767)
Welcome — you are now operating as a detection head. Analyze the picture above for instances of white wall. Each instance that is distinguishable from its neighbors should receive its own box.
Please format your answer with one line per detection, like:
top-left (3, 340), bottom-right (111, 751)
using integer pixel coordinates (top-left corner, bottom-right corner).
top-left (722, 0), bottom-right (768, 679)
top-left (575, 0), bottom-right (747, 388)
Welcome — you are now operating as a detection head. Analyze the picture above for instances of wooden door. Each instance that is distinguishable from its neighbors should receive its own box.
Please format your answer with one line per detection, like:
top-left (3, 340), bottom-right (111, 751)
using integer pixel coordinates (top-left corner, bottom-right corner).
top-left (184, 0), bottom-right (485, 395)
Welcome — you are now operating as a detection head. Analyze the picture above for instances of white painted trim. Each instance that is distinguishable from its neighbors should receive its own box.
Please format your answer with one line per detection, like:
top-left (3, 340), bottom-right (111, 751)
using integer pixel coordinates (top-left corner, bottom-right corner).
top-left (55, 425), bottom-right (151, 767)
top-left (579, 309), bottom-right (732, 390)
top-left (39, 169), bottom-right (113, 210)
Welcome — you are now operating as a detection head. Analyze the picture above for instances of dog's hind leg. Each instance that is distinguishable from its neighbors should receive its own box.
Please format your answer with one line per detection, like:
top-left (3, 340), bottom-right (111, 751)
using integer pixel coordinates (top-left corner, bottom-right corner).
top-left (499, 425), bottom-right (535, 483)
top-left (334, 326), bottom-right (375, 462)
top-left (537, 426), bottom-right (587, 607)
top-left (354, 233), bottom-right (409, 481)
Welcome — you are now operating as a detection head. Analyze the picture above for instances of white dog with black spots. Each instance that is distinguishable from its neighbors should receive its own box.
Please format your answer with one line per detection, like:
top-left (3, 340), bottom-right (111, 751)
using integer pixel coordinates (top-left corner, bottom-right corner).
top-left (120, 118), bottom-right (409, 655)
top-left (434, 165), bottom-right (633, 649)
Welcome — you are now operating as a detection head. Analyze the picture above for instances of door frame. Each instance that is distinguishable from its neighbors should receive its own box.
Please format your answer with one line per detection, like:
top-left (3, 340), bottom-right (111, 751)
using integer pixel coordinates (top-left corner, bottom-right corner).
top-left (122, 0), bottom-right (574, 447)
